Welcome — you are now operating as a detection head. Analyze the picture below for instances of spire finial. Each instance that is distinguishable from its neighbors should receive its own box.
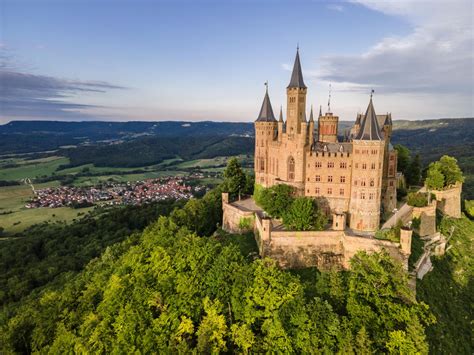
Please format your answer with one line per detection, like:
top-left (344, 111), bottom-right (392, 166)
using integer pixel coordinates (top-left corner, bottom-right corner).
top-left (309, 105), bottom-right (314, 122)
top-left (319, 105), bottom-right (322, 117)
top-left (370, 89), bottom-right (374, 99)
top-left (265, 81), bottom-right (268, 93)
top-left (297, 42), bottom-right (299, 51)
top-left (279, 105), bottom-right (283, 122)
top-left (327, 83), bottom-right (332, 113)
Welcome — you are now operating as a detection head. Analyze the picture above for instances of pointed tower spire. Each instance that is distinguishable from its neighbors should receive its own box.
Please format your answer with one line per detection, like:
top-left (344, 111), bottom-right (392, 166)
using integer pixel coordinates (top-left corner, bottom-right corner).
top-left (355, 91), bottom-right (383, 140)
top-left (279, 106), bottom-right (283, 122)
top-left (287, 47), bottom-right (306, 89)
top-left (256, 85), bottom-right (276, 122)
top-left (319, 105), bottom-right (322, 117)
top-left (309, 105), bottom-right (314, 122)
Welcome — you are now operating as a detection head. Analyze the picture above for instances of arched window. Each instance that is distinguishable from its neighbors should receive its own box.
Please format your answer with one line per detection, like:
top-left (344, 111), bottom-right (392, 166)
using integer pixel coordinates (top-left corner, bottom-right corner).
top-left (288, 157), bottom-right (295, 181)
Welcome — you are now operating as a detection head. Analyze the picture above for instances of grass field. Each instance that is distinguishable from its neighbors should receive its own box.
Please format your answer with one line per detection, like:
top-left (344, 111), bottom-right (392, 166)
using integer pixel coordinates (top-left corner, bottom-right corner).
top-left (0, 156), bottom-right (69, 180)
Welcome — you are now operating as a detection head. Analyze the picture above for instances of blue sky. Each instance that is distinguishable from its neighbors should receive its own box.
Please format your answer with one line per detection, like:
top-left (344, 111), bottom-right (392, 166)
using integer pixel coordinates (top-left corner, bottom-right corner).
top-left (1, 0), bottom-right (472, 123)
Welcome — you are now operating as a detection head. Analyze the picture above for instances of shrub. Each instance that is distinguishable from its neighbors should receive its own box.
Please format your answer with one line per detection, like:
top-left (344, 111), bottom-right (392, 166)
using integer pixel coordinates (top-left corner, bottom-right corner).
top-left (238, 217), bottom-right (254, 231)
top-left (407, 192), bottom-right (429, 207)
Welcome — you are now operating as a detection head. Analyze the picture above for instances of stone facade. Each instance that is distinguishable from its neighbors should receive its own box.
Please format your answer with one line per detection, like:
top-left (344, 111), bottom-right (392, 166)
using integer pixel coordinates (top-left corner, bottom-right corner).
top-left (254, 49), bottom-right (397, 233)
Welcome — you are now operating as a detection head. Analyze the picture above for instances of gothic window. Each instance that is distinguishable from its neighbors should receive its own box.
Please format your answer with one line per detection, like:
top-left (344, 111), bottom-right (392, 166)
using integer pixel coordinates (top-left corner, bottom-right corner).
top-left (328, 176), bottom-right (333, 182)
top-left (371, 163), bottom-right (376, 170)
top-left (361, 180), bottom-right (366, 186)
top-left (288, 157), bottom-right (295, 181)
top-left (370, 179), bottom-right (375, 187)
top-left (340, 176), bottom-right (346, 183)
top-left (316, 175), bottom-right (321, 182)
top-left (340, 188), bottom-right (344, 196)
top-left (327, 188), bottom-right (332, 195)
top-left (315, 161), bottom-right (322, 168)
top-left (259, 158), bottom-right (265, 172)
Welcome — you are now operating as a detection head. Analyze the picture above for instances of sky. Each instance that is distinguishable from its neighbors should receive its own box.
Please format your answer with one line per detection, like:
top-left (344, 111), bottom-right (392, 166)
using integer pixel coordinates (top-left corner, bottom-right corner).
top-left (0, 0), bottom-right (473, 123)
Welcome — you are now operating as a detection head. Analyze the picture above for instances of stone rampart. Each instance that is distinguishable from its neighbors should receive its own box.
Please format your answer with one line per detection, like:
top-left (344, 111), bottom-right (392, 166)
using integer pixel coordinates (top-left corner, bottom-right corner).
top-left (412, 201), bottom-right (437, 236)
top-left (223, 194), bottom-right (411, 270)
top-left (431, 183), bottom-right (462, 218)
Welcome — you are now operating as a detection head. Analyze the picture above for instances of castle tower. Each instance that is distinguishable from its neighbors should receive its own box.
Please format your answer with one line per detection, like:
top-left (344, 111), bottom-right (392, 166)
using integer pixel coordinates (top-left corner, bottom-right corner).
top-left (318, 112), bottom-right (339, 143)
top-left (380, 113), bottom-right (397, 213)
top-left (254, 86), bottom-right (277, 187)
top-left (349, 95), bottom-right (385, 233)
top-left (286, 48), bottom-right (307, 136)
top-left (308, 106), bottom-right (315, 145)
top-left (277, 106), bottom-right (284, 142)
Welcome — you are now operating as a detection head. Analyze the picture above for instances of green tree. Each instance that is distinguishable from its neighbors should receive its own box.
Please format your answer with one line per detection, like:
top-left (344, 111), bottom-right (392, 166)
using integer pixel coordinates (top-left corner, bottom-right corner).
top-left (282, 197), bottom-right (327, 231)
top-left (223, 157), bottom-right (247, 199)
top-left (254, 184), bottom-right (294, 218)
top-left (406, 154), bottom-right (422, 186)
top-left (394, 144), bottom-right (411, 175)
top-left (196, 298), bottom-right (228, 353)
top-left (438, 155), bottom-right (464, 186)
top-left (425, 162), bottom-right (445, 190)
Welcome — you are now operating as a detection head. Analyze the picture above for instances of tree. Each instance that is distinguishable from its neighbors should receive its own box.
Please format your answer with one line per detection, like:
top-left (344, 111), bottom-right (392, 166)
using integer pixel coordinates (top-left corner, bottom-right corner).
top-left (394, 144), bottom-right (410, 175)
top-left (196, 298), bottom-right (228, 353)
top-left (406, 154), bottom-right (422, 186)
top-left (425, 162), bottom-right (445, 190)
top-left (282, 197), bottom-right (327, 231)
top-left (438, 155), bottom-right (464, 186)
top-left (223, 157), bottom-right (247, 199)
top-left (254, 184), bottom-right (294, 218)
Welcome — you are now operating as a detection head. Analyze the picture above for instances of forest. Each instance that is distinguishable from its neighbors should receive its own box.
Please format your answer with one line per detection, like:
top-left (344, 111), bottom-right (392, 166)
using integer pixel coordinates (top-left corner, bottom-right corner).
top-left (1, 159), bottom-right (473, 353)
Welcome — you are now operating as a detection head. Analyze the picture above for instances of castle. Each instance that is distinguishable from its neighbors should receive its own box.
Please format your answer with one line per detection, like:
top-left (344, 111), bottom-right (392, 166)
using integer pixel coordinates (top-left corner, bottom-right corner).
top-left (254, 49), bottom-right (397, 233)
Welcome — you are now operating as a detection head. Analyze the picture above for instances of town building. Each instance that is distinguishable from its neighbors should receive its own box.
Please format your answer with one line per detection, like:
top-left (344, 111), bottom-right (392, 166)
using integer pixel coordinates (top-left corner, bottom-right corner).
top-left (254, 49), bottom-right (397, 233)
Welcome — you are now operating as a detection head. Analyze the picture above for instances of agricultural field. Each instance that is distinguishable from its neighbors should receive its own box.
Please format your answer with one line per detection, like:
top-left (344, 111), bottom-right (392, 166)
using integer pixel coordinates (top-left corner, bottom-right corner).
top-left (0, 156), bottom-right (69, 180)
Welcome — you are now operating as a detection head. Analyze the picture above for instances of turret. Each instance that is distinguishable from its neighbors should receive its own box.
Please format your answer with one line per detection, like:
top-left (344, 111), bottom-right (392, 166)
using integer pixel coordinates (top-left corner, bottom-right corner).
top-left (308, 106), bottom-right (315, 144)
top-left (318, 111), bottom-right (339, 143)
top-left (349, 94), bottom-right (385, 233)
top-left (254, 86), bottom-right (277, 187)
top-left (277, 106), bottom-right (284, 142)
top-left (286, 48), bottom-right (307, 136)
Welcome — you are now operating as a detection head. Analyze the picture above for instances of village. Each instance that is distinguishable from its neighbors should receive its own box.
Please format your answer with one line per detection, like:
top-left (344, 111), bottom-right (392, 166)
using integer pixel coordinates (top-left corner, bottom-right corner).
top-left (26, 177), bottom-right (208, 209)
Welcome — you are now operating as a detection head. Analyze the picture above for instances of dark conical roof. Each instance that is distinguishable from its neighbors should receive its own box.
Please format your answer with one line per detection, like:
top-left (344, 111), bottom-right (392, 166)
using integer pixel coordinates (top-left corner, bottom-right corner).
top-left (355, 97), bottom-right (383, 140)
top-left (256, 88), bottom-right (276, 122)
top-left (287, 49), bottom-right (306, 89)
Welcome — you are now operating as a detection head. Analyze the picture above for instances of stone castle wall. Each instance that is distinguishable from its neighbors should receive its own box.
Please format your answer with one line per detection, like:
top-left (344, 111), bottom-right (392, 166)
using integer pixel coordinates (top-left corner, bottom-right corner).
top-left (431, 183), bottom-right (462, 218)
top-left (222, 194), bottom-right (411, 270)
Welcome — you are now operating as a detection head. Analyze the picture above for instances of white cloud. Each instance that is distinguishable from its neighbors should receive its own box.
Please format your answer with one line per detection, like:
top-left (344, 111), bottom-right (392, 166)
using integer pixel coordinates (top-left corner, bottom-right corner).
top-left (315, 0), bottom-right (474, 119)
top-left (327, 4), bottom-right (345, 12)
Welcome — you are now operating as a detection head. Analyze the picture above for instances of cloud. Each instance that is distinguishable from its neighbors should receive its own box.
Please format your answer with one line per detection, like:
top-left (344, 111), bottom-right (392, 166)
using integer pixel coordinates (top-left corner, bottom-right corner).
top-left (316, 0), bottom-right (473, 115)
top-left (0, 66), bottom-right (126, 120)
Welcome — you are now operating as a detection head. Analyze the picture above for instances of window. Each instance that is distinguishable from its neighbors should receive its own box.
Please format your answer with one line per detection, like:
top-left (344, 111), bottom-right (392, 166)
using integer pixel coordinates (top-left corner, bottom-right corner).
top-left (316, 175), bottom-right (321, 182)
top-left (355, 149), bottom-right (360, 154)
top-left (389, 166), bottom-right (395, 175)
top-left (362, 163), bottom-right (367, 169)
top-left (340, 176), bottom-right (346, 183)
top-left (390, 155), bottom-right (395, 161)
top-left (361, 180), bottom-right (366, 186)
top-left (328, 162), bottom-right (334, 168)
top-left (327, 188), bottom-right (332, 195)
top-left (355, 163), bottom-right (359, 169)
top-left (354, 180), bottom-right (358, 186)
top-left (315, 187), bottom-right (320, 195)
top-left (259, 158), bottom-right (265, 172)
top-left (315, 161), bottom-right (322, 168)
top-left (371, 163), bottom-right (376, 170)
top-left (340, 188), bottom-right (344, 196)
top-left (361, 192), bottom-right (366, 199)
top-left (389, 181), bottom-right (394, 187)
top-left (340, 162), bottom-right (347, 169)
top-left (369, 193), bottom-right (375, 200)
top-left (370, 178), bottom-right (374, 187)
top-left (328, 176), bottom-right (333, 182)
top-left (288, 157), bottom-right (295, 181)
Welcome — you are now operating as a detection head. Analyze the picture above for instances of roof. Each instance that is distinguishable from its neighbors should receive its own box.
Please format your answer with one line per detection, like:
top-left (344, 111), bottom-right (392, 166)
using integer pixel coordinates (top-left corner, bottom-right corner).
top-left (313, 142), bottom-right (353, 154)
top-left (287, 49), bottom-right (306, 89)
top-left (376, 114), bottom-right (392, 127)
top-left (354, 97), bottom-right (383, 140)
top-left (256, 89), bottom-right (276, 122)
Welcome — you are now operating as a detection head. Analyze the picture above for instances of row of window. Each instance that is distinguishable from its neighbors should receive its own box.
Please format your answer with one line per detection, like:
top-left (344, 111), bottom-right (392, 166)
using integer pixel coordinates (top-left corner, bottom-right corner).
top-left (355, 192), bottom-right (377, 200)
top-left (311, 175), bottom-right (347, 183)
top-left (314, 161), bottom-right (348, 169)
top-left (354, 162), bottom-right (381, 170)
top-left (355, 149), bottom-right (379, 155)
top-left (354, 178), bottom-right (377, 187)
top-left (314, 187), bottom-right (345, 196)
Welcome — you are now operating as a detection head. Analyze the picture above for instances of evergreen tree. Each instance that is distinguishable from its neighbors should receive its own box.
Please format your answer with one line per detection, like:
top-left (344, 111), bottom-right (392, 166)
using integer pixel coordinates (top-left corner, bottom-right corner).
top-left (394, 144), bottom-right (410, 174)
top-left (223, 157), bottom-right (247, 199)
top-left (406, 154), bottom-right (422, 186)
